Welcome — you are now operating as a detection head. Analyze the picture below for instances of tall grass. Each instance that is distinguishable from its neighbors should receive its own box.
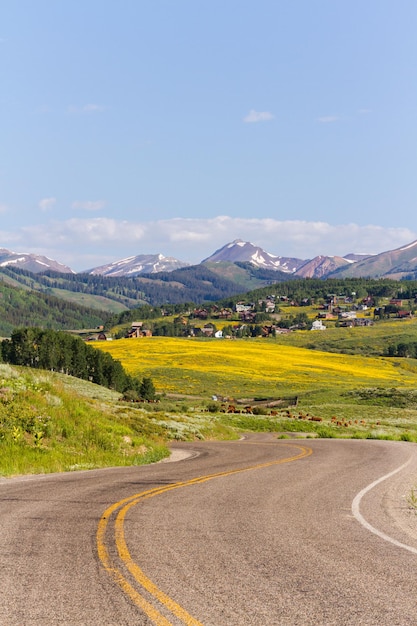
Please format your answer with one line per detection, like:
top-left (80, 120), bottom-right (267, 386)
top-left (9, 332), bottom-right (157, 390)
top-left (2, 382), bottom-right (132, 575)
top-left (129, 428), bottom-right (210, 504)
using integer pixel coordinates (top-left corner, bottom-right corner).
top-left (0, 366), bottom-right (169, 477)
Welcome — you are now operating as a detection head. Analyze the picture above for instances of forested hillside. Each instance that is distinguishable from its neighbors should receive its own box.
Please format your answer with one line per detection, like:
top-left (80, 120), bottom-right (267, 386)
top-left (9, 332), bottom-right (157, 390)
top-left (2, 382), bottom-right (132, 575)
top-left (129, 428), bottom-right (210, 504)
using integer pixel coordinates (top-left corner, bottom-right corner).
top-left (217, 277), bottom-right (417, 307)
top-left (0, 280), bottom-right (111, 336)
top-left (2, 265), bottom-right (417, 339)
top-left (0, 264), bottom-right (287, 310)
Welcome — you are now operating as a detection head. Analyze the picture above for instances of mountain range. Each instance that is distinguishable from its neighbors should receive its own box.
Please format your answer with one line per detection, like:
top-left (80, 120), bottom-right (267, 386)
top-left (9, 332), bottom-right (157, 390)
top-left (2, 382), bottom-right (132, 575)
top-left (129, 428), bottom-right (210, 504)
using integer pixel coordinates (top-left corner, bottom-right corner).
top-left (1, 238), bottom-right (417, 280)
top-left (0, 248), bottom-right (74, 274)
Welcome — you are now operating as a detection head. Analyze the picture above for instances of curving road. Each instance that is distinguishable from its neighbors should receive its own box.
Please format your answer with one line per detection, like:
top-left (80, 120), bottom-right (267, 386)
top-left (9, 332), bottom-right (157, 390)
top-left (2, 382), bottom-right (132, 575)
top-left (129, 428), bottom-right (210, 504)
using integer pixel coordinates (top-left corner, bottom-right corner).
top-left (1, 436), bottom-right (417, 625)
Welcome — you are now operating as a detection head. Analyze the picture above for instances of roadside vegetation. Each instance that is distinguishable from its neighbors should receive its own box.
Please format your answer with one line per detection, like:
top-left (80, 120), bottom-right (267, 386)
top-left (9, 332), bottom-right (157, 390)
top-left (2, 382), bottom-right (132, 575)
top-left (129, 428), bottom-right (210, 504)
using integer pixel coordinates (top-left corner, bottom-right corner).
top-left (0, 364), bottom-right (168, 477)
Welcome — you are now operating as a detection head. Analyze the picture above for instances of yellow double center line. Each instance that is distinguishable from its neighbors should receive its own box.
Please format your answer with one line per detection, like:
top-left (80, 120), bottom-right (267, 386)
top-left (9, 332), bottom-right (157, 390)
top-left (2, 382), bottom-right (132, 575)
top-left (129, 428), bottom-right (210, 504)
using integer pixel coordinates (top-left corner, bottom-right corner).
top-left (96, 442), bottom-right (312, 625)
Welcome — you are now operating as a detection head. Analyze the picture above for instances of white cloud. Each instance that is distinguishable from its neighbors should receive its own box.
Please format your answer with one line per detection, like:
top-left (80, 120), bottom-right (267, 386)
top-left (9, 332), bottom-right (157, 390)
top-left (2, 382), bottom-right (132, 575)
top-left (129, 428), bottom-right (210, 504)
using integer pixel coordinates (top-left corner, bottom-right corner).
top-left (38, 197), bottom-right (56, 212)
top-left (0, 203), bottom-right (9, 214)
top-left (317, 116), bottom-right (339, 123)
top-left (72, 200), bottom-right (105, 211)
top-left (17, 216), bottom-right (417, 272)
top-left (23, 218), bottom-right (146, 246)
top-left (82, 103), bottom-right (105, 113)
top-left (67, 104), bottom-right (105, 114)
top-left (243, 109), bottom-right (274, 123)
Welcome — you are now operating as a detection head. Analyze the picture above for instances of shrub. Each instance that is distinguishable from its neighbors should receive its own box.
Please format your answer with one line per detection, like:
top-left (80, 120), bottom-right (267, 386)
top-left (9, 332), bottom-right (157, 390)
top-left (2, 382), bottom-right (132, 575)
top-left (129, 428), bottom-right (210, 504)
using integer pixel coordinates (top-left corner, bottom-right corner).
top-left (252, 406), bottom-right (268, 415)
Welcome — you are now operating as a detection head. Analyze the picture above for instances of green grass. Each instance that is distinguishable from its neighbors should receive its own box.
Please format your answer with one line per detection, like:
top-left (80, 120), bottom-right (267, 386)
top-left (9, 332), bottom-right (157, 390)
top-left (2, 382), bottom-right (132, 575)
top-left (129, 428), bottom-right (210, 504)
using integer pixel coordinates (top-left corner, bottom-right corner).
top-left (0, 363), bottom-right (241, 477)
top-left (273, 316), bottom-right (417, 356)
top-left (48, 288), bottom-right (129, 313)
top-left (0, 364), bottom-right (171, 477)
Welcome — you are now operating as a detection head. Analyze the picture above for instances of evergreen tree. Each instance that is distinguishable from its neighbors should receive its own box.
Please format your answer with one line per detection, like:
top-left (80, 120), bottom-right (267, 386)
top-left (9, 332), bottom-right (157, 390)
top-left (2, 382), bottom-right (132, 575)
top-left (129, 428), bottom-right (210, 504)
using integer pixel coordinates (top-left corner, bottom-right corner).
top-left (140, 377), bottom-right (156, 400)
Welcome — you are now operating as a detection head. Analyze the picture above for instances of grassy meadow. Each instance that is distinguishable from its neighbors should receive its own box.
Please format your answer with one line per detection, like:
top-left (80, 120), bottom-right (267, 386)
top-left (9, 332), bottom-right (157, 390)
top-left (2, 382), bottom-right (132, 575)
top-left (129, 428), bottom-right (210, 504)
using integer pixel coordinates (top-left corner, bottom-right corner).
top-left (95, 336), bottom-right (417, 397)
top-left (275, 315), bottom-right (417, 356)
top-left (94, 333), bottom-right (417, 444)
top-left (2, 318), bottom-right (417, 477)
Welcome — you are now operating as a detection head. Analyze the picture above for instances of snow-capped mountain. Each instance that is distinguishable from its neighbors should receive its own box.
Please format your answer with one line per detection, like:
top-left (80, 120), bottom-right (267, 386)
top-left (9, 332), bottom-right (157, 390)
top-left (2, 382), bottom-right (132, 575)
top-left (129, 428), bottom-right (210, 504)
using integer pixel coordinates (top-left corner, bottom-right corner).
top-left (0, 248), bottom-right (74, 274)
top-left (295, 255), bottom-right (353, 278)
top-left (88, 253), bottom-right (189, 277)
top-left (202, 239), bottom-right (305, 273)
top-left (327, 239), bottom-right (417, 279)
top-left (2, 238), bottom-right (417, 281)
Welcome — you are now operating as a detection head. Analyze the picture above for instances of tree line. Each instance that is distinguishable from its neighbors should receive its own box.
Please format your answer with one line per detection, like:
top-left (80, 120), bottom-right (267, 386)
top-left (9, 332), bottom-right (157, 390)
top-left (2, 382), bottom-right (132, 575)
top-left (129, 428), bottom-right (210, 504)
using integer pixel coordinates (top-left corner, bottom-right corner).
top-left (385, 342), bottom-right (417, 358)
top-left (0, 328), bottom-right (155, 400)
top-left (218, 277), bottom-right (417, 309)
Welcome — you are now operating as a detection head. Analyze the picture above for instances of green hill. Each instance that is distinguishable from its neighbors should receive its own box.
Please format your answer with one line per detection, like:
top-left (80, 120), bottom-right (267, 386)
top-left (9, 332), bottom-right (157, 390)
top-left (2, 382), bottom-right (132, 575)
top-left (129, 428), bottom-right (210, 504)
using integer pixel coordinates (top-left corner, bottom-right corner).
top-left (0, 280), bottom-right (111, 336)
top-left (0, 263), bottom-right (293, 312)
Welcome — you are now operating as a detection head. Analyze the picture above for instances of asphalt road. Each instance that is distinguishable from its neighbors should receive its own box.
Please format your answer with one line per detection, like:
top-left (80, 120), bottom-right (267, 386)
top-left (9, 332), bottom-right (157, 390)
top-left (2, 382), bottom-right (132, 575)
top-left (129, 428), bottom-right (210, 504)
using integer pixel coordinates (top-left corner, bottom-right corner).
top-left (1, 435), bottom-right (417, 626)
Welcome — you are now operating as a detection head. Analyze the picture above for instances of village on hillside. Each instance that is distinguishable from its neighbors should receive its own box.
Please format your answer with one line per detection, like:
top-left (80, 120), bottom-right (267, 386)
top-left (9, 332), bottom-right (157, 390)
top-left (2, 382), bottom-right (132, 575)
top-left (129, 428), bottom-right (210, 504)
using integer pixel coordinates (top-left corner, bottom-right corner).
top-left (86, 291), bottom-right (417, 341)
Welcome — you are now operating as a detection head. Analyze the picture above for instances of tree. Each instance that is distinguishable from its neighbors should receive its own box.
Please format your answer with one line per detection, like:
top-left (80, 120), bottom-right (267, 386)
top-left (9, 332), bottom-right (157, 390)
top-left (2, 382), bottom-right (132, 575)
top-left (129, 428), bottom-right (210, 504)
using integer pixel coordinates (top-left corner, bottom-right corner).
top-left (140, 377), bottom-right (156, 401)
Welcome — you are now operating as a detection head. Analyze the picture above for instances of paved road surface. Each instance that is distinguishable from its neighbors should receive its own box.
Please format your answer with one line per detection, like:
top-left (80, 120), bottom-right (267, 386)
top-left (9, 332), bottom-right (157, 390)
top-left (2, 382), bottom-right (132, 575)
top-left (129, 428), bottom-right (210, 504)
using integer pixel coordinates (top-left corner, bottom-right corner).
top-left (1, 435), bottom-right (417, 625)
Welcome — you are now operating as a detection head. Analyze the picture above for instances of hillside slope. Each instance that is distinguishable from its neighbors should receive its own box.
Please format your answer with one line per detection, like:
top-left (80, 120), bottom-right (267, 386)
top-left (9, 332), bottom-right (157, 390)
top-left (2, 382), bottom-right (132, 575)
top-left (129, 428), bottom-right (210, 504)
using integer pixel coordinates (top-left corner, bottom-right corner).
top-left (0, 264), bottom-right (284, 310)
top-left (0, 280), bottom-right (110, 336)
top-left (328, 240), bottom-right (417, 278)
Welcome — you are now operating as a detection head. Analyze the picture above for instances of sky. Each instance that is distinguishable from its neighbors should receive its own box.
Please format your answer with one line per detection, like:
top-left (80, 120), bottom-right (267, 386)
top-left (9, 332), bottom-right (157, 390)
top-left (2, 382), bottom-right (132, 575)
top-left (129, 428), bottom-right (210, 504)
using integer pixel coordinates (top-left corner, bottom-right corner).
top-left (1, 1), bottom-right (416, 271)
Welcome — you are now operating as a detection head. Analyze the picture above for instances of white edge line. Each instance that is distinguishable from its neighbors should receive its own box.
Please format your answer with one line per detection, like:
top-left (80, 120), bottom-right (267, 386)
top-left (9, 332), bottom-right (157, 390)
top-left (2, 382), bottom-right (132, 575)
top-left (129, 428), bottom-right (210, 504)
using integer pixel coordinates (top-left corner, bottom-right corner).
top-left (352, 457), bottom-right (417, 555)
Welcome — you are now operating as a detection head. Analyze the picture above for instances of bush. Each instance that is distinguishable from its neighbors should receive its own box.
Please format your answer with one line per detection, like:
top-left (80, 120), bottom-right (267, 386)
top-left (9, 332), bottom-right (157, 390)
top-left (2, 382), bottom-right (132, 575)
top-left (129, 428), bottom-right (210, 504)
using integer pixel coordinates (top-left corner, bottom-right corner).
top-left (252, 406), bottom-right (268, 415)
top-left (123, 389), bottom-right (139, 402)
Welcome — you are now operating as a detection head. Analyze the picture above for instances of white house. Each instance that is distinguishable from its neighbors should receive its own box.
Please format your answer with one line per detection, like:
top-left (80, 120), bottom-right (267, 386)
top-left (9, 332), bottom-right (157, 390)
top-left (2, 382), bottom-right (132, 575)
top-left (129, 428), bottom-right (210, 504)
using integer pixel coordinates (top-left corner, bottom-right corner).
top-left (311, 320), bottom-right (326, 331)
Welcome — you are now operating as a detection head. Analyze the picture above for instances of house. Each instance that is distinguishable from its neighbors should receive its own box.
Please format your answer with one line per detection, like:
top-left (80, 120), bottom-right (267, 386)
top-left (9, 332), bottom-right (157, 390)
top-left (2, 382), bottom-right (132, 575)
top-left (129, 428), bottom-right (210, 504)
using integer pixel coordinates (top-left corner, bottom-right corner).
top-left (127, 322), bottom-right (152, 338)
top-left (362, 296), bottom-right (374, 306)
top-left (86, 331), bottom-right (108, 341)
top-left (318, 312), bottom-right (335, 320)
top-left (311, 320), bottom-right (326, 331)
top-left (397, 310), bottom-right (412, 319)
top-left (339, 318), bottom-right (374, 328)
top-left (339, 311), bottom-right (357, 319)
top-left (235, 302), bottom-right (254, 313)
top-left (258, 298), bottom-right (276, 313)
top-left (193, 308), bottom-right (208, 319)
top-left (354, 318), bottom-right (374, 326)
top-left (239, 311), bottom-right (256, 322)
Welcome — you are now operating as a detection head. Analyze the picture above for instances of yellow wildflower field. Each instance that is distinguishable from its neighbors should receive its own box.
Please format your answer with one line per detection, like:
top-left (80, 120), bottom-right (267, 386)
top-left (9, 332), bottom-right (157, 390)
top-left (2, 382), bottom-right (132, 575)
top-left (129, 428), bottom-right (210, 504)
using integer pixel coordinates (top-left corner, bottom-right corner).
top-left (95, 337), bottom-right (417, 397)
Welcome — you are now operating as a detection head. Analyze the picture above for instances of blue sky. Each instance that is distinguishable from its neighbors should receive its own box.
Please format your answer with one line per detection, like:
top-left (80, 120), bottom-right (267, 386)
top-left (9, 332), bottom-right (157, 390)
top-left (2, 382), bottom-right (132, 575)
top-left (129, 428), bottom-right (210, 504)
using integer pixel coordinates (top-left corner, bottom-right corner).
top-left (1, 1), bottom-right (416, 271)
